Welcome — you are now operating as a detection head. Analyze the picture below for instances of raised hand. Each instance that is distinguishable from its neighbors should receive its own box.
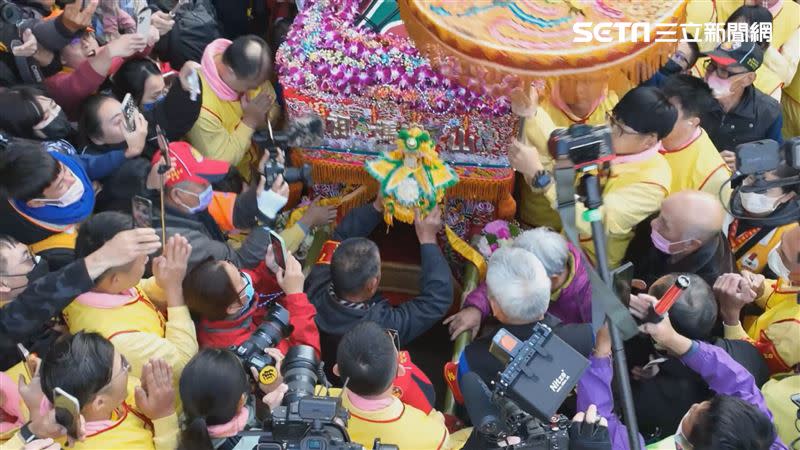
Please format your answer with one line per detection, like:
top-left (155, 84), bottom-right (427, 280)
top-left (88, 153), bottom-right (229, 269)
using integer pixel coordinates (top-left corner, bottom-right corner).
top-left (61, 0), bottom-right (99, 33)
top-left (414, 206), bottom-right (443, 245)
top-left (299, 200), bottom-right (337, 228)
top-left (713, 273), bottom-right (757, 325)
top-left (122, 111), bottom-right (148, 158)
top-left (241, 91), bottom-right (273, 129)
top-left (12, 29), bottom-right (38, 57)
top-left (92, 228), bottom-right (161, 269)
top-left (276, 252), bottom-right (304, 295)
top-left (508, 139), bottom-right (543, 179)
top-left (134, 359), bottom-right (175, 420)
top-left (151, 11), bottom-right (175, 36)
top-left (152, 234), bottom-right (191, 303)
top-left (106, 33), bottom-right (148, 59)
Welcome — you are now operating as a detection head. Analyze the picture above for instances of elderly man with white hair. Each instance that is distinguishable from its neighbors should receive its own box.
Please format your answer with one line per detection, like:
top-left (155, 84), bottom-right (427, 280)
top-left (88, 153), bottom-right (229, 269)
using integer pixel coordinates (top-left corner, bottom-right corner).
top-left (456, 247), bottom-right (594, 386)
top-left (445, 228), bottom-right (592, 341)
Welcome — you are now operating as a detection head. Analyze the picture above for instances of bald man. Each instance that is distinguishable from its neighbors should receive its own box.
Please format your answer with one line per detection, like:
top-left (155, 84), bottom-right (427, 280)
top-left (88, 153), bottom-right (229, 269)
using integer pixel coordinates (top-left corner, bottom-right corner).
top-left (623, 190), bottom-right (735, 287)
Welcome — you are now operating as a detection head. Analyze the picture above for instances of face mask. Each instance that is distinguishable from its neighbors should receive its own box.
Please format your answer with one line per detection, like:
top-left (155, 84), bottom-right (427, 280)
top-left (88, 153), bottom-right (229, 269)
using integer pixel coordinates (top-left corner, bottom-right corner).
top-left (34, 109), bottom-right (73, 140)
top-left (706, 73), bottom-right (733, 99)
top-left (175, 185), bottom-right (213, 214)
top-left (767, 246), bottom-right (790, 280)
top-left (674, 411), bottom-right (694, 450)
top-left (651, 228), bottom-right (692, 255)
top-left (32, 175), bottom-right (85, 207)
top-left (241, 272), bottom-right (255, 304)
top-left (141, 93), bottom-right (167, 112)
top-left (662, 59), bottom-right (685, 75)
top-left (740, 191), bottom-right (780, 214)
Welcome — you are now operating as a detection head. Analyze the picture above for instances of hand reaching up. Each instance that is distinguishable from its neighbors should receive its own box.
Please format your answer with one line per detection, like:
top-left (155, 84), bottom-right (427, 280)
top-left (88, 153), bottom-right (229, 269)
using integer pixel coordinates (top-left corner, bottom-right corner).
top-left (276, 252), bottom-right (305, 295)
top-left (414, 206), bottom-right (443, 245)
top-left (153, 234), bottom-right (191, 304)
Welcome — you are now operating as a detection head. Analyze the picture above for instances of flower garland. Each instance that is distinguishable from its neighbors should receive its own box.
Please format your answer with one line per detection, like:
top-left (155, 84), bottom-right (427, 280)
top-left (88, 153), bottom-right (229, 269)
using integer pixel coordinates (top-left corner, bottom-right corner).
top-left (276, 0), bottom-right (511, 117)
top-left (475, 220), bottom-right (522, 260)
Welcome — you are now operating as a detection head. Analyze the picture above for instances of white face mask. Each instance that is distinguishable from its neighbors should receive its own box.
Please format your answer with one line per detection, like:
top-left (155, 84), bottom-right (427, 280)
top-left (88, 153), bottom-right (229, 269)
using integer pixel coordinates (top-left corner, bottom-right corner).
top-left (740, 191), bottom-right (780, 214)
top-left (33, 175), bottom-right (85, 207)
top-left (706, 73), bottom-right (733, 99)
top-left (674, 411), bottom-right (694, 450)
top-left (767, 246), bottom-right (790, 280)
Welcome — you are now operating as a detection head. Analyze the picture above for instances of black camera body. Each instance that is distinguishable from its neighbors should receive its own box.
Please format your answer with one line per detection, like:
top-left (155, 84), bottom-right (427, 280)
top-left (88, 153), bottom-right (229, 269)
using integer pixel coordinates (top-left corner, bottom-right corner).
top-left (0, 0), bottom-right (21, 25)
top-left (736, 138), bottom-right (800, 175)
top-left (253, 345), bottom-right (398, 450)
top-left (494, 396), bottom-right (570, 450)
top-left (548, 124), bottom-right (614, 169)
top-left (253, 131), bottom-right (313, 188)
top-left (232, 303), bottom-right (291, 385)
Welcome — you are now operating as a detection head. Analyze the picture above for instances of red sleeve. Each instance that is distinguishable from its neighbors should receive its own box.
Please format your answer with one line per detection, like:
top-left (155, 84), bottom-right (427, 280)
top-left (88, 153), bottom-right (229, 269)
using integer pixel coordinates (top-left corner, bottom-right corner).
top-left (45, 61), bottom-right (107, 118)
top-left (281, 293), bottom-right (321, 357)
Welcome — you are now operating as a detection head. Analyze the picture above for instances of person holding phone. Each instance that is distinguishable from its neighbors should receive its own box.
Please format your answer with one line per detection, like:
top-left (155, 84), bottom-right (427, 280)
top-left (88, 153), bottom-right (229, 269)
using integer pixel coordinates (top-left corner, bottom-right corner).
top-left (183, 247), bottom-right (320, 355)
top-left (5, 332), bottom-right (179, 450)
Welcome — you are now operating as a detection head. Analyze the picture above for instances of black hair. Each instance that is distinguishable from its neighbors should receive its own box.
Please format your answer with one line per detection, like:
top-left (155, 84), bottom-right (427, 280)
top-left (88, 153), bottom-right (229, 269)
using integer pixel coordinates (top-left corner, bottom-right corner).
top-left (222, 35), bottom-right (272, 80)
top-left (612, 86), bottom-right (678, 140)
top-left (661, 74), bottom-right (718, 120)
top-left (40, 331), bottom-right (115, 409)
top-left (78, 94), bottom-right (118, 147)
top-left (682, 33), bottom-right (701, 67)
top-left (178, 348), bottom-right (250, 450)
top-left (727, 6), bottom-right (773, 50)
top-left (112, 58), bottom-right (162, 105)
top-left (330, 237), bottom-right (380, 298)
top-left (0, 139), bottom-right (59, 200)
top-left (774, 164), bottom-right (800, 194)
top-left (0, 87), bottom-right (45, 139)
top-left (649, 273), bottom-right (717, 341)
top-left (74, 212), bottom-right (134, 279)
top-left (183, 258), bottom-right (240, 321)
top-left (690, 395), bottom-right (776, 450)
top-left (336, 321), bottom-right (397, 396)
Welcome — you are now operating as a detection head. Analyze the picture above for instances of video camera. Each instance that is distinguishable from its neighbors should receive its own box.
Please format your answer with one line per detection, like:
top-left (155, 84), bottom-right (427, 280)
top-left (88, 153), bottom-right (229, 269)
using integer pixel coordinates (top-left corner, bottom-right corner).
top-left (548, 124), bottom-right (614, 169)
top-left (253, 123), bottom-right (313, 189)
top-left (248, 345), bottom-right (398, 450)
top-left (232, 303), bottom-right (291, 386)
top-left (463, 323), bottom-right (589, 449)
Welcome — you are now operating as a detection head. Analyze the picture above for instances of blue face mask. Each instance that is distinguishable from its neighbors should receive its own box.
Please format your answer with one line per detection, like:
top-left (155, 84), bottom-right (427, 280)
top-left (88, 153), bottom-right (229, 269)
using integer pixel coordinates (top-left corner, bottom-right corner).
top-left (141, 93), bottom-right (167, 112)
top-left (176, 185), bottom-right (213, 214)
top-left (241, 272), bottom-right (255, 304)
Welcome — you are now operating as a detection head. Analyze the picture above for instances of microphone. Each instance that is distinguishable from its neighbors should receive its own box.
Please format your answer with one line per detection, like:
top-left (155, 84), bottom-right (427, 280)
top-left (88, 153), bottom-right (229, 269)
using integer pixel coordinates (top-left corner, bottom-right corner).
top-left (461, 372), bottom-right (506, 443)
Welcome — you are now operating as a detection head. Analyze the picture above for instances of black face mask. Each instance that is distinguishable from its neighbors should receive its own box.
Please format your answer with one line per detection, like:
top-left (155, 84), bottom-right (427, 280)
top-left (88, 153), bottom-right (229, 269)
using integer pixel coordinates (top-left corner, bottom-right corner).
top-left (37, 110), bottom-right (74, 140)
top-left (661, 59), bottom-right (685, 76)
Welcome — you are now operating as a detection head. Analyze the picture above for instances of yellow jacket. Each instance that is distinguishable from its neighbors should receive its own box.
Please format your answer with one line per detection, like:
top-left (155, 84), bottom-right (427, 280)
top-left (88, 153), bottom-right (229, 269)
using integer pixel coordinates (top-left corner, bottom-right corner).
top-left (63, 279), bottom-right (198, 382)
top-left (539, 91), bottom-right (618, 128)
top-left (762, 374), bottom-right (800, 445)
top-left (323, 388), bottom-right (452, 450)
top-left (186, 73), bottom-right (280, 168)
top-left (577, 153), bottom-right (672, 268)
top-left (517, 103), bottom-right (562, 230)
top-left (659, 128), bottom-right (731, 205)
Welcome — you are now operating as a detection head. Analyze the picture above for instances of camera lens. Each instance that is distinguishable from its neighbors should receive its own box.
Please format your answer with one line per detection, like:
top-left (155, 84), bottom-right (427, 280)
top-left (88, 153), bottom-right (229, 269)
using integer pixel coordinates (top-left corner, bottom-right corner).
top-left (282, 345), bottom-right (319, 404)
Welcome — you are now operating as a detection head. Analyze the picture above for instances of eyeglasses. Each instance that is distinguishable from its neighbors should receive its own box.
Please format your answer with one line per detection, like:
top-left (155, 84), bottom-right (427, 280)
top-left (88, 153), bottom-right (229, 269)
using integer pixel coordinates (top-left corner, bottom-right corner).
top-left (606, 112), bottom-right (638, 137)
top-left (225, 259), bottom-right (252, 301)
top-left (100, 354), bottom-right (131, 392)
top-left (704, 60), bottom-right (749, 80)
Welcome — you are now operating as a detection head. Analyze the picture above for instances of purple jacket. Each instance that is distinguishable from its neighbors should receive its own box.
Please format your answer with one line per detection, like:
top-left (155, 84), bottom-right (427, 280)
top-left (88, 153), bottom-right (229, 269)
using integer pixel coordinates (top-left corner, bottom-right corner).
top-left (463, 243), bottom-right (592, 324)
top-left (578, 341), bottom-right (787, 450)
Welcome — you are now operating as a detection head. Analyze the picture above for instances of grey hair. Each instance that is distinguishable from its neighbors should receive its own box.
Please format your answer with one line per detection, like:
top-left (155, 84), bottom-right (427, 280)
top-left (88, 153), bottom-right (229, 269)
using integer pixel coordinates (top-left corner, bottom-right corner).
top-left (486, 247), bottom-right (551, 323)
top-left (513, 228), bottom-right (569, 277)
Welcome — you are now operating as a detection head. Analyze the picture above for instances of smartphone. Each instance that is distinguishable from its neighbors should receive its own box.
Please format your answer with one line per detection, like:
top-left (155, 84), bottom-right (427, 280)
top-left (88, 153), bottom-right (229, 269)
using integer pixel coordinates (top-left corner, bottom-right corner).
top-left (132, 195), bottom-right (153, 228)
top-left (155, 125), bottom-right (171, 167)
top-left (268, 229), bottom-right (287, 271)
top-left (16, 343), bottom-right (33, 379)
top-left (53, 387), bottom-right (81, 440)
top-left (187, 69), bottom-right (200, 101)
top-left (136, 7), bottom-right (152, 37)
top-left (611, 261), bottom-right (634, 308)
top-left (121, 93), bottom-right (137, 132)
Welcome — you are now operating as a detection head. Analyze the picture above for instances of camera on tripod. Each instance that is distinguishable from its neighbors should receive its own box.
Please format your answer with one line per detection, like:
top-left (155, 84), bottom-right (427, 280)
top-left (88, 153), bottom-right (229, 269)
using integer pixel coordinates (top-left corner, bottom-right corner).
top-left (464, 323), bottom-right (589, 449)
top-left (253, 128), bottom-right (313, 188)
top-left (548, 124), bottom-right (614, 169)
top-left (232, 303), bottom-right (291, 386)
top-left (252, 345), bottom-right (398, 450)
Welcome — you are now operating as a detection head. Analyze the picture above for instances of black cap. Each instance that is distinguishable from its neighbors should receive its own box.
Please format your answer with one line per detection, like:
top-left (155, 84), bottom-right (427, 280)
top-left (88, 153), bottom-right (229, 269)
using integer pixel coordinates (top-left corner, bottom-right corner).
top-left (707, 40), bottom-right (763, 72)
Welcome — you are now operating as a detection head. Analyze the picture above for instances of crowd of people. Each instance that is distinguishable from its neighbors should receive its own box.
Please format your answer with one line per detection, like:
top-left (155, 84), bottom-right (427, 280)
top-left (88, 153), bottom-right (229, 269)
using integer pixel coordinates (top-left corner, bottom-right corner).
top-left (0, 0), bottom-right (798, 449)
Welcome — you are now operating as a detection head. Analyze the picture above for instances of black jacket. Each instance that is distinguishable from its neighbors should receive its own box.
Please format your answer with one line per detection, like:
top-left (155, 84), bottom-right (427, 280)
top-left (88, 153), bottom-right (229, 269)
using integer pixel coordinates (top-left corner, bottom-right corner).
top-left (460, 315), bottom-right (594, 387)
top-left (142, 79), bottom-right (202, 159)
top-left (625, 217), bottom-right (735, 288)
top-left (151, 187), bottom-right (273, 270)
top-left (305, 204), bottom-right (453, 374)
top-left (0, 258), bottom-right (94, 370)
top-left (700, 85), bottom-right (782, 152)
top-left (627, 336), bottom-right (769, 442)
